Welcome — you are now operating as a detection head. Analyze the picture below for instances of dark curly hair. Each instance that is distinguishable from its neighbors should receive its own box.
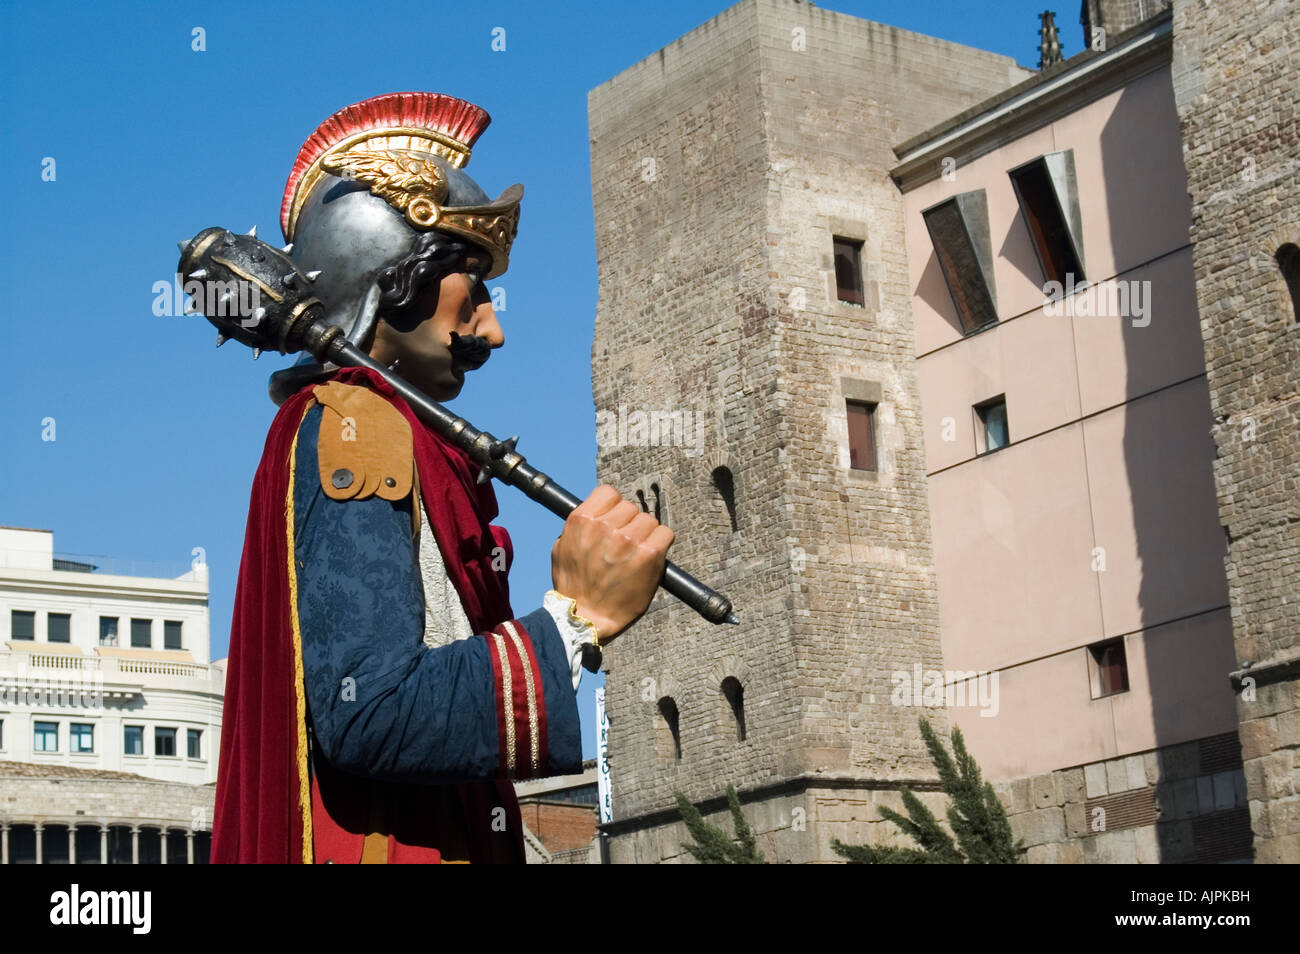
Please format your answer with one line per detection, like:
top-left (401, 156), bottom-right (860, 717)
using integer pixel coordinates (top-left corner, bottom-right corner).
top-left (374, 230), bottom-right (474, 315)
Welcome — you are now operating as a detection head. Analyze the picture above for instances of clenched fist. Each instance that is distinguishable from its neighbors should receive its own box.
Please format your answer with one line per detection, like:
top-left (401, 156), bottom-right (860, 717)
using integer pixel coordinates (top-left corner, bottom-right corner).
top-left (551, 485), bottom-right (675, 643)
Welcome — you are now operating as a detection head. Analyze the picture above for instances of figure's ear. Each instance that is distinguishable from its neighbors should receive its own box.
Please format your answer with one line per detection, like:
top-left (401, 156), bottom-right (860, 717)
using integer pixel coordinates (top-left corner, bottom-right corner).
top-left (372, 277), bottom-right (442, 335)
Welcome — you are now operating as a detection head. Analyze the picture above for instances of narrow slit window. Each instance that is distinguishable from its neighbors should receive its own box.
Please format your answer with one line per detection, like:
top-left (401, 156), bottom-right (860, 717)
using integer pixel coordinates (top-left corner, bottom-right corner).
top-left (712, 467), bottom-right (739, 532)
top-left (721, 677), bottom-right (746, 742)
top-left (847, 401), bottom-right (878, 472)
top-left (834, 236), bottom-right (865, 306)
top-left (657, 697), bottom-right (681, 761)
top-left (1277, 243), bottom-right (1300, 324)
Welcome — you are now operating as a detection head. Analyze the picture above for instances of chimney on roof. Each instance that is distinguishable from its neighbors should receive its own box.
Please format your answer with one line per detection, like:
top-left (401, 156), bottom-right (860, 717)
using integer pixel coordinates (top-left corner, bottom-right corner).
top-left (1039, 11), bottom-right (1064, 69)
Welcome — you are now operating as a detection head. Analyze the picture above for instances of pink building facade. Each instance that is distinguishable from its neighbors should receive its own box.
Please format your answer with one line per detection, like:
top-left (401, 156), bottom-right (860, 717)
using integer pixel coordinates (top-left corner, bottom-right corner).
top-left (893, 12), bottom-right (1248, 862)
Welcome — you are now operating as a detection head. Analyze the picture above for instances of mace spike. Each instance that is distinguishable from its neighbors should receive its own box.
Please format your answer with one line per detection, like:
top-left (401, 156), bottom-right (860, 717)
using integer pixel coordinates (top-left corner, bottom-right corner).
top-left (187, 268), bottom-right (208, 280)
top-left (247, 225), bottom-right (258, 238)
top-left (306, 270), bottom-right (321, 281)
top-left (252, 348), bottom-right (262, 360)
top-left (282, 243), bottom-right (293, 254)
top-left (216, 333), bottom-right (228, 347)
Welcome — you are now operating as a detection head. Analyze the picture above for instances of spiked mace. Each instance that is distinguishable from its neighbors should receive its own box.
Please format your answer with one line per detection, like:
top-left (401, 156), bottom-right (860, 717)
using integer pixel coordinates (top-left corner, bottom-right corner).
top-left (178, 227), bottom-right (739, 626)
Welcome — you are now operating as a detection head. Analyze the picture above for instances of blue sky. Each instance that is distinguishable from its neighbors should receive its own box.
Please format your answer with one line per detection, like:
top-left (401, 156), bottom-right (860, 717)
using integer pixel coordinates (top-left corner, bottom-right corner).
top-left (0, 0), bottom-right (1062, 757)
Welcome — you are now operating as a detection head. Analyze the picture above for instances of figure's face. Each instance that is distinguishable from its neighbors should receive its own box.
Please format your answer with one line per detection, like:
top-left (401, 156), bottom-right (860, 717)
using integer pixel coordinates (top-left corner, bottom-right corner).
top-left (367, 250), bottom-right (504, 401)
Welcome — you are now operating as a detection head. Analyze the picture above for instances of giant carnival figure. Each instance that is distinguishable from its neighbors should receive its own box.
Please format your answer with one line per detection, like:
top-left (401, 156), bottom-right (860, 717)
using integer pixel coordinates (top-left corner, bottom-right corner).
top-left (183, 92), bottom-right (705, 863)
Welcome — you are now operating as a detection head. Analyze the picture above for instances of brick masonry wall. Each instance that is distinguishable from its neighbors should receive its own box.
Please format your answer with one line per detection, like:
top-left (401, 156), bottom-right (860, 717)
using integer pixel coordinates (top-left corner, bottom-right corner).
top-left (589, 0), bottom-right (1029, 862)
top-left (518, 801), bottom-right (598, 855)
top-left (1171, 0), bottom-right (1300, 863)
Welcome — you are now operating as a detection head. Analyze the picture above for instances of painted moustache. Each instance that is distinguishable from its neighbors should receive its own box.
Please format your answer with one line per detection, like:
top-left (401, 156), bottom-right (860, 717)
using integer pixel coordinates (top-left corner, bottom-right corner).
top-left (449, 332), bottom-right (492, 372)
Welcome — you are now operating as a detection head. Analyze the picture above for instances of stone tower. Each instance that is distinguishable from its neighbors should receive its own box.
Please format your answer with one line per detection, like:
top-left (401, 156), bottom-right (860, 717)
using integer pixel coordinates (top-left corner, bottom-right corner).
top-left (587, 0), bottom-right (1030, 863)
top-left (1081, 0), bottom-right (1172, 49)
top-left (1171, 0), bottom-right (1300, 864)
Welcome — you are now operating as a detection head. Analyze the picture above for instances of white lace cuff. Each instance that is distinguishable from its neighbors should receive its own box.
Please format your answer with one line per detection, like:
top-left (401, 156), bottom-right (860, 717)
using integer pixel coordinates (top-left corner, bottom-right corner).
top-left (544, 590), bottom-right (598, 691)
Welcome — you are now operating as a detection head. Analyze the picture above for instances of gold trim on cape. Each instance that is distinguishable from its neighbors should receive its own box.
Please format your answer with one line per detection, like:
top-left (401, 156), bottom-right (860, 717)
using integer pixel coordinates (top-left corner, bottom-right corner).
top-left (286, 400), bottom-right (316, 864)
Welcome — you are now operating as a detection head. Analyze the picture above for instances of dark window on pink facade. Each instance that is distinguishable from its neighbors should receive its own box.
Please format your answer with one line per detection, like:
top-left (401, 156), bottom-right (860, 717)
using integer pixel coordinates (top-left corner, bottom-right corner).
top-left (1088, 639), bottom-right (1129, 698)
top-left (922, 191), bottom-right (998, 333)
top-left (1009, 151), bottom-right (1085, 287)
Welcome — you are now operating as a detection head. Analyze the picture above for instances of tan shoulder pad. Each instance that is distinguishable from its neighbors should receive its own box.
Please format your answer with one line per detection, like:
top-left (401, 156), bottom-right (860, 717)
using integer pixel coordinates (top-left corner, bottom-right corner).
top-left (312, 381), bottom-right (414, 503)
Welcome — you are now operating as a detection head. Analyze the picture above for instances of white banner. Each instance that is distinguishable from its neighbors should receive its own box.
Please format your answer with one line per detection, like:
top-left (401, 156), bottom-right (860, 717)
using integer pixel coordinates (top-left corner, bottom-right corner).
top-left (596, 687), bottom-right (612, 825)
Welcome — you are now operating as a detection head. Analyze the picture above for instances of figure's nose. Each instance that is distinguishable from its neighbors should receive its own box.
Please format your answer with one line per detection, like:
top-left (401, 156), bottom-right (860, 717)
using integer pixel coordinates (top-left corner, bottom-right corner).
top-left (472, 300), bottom-right (505, 349)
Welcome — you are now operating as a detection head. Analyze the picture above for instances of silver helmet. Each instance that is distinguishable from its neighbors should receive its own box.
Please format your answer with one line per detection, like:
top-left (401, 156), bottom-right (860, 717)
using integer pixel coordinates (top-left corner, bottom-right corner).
top-left (268, 92), bottom-right (522, 404)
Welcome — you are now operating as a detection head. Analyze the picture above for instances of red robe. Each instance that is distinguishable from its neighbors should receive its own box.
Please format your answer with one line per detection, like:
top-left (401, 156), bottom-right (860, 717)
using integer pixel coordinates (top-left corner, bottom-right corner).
top-left (212, 366), bottom-right (544, 863)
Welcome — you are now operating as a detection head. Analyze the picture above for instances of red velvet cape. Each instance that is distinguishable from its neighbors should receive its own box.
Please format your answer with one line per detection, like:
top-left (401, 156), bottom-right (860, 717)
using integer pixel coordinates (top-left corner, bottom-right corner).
top-left (211, 366), bottom-right (523, 863)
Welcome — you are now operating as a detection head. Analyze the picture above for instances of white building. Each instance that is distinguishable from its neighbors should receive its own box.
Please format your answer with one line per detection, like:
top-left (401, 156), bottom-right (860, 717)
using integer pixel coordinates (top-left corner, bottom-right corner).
top-left (0, 527), bottom-right (225, 863)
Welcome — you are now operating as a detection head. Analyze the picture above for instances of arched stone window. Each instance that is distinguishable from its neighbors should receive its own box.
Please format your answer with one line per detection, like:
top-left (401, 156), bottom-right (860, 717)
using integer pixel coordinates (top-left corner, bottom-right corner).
top-left (635, 481), bottom-right (663, 522)
top-left (721, 676), bottom-right (746, 742)
top-left (657, 696), bottom-right (681, 761)
top-left (712, 467), bottom-right (738, 532)
top-left (1276, 243), bottom-right (1300, 324)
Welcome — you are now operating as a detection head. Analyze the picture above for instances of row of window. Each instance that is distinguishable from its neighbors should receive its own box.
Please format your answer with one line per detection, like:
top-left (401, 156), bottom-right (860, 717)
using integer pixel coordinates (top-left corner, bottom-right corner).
top-left (17, 719), bottom-right (203, 759)
top-left (912, 151), bottom-right (1300, 333)
top-left (844, 393), bottom-right (1010, 473)
top-left (921, 150), bottom-right (1085, 333)
top-left (656, 678), bottom-right (746, 761)
top-left (4, 825), bottom-right (211, 864)
top-left (9, 610), bottom-right (183, 650)
top-left (832, 152), bottom-right (1077, 319)
top-left (651, 643), bottom-right (1125, 763)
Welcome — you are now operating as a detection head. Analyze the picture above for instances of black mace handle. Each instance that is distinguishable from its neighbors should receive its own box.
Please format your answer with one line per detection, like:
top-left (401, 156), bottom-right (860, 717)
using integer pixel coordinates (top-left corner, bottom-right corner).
top-left (334, 340), bottom-right (739, 625)
top-left (178, 226), bottom-right (738, 626)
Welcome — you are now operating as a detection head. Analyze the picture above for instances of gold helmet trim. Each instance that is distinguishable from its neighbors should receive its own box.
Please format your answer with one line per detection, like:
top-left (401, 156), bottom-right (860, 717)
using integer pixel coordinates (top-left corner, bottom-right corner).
top-left (300, 141), bottom-right (520, 279)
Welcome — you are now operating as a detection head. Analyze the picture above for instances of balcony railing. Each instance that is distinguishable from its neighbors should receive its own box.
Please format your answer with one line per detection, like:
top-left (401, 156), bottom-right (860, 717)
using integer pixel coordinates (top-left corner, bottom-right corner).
top-left (117, 658), bottom-right (207, 678)
top-left (0, 650), bottom-right (221, 691)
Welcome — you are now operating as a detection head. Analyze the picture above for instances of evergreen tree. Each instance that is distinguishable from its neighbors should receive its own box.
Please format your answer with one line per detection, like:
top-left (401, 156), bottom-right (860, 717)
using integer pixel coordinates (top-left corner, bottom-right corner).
top-left (674, 783), bottom-right (766, 864)
top-left (832, 717), bottom-right (1023, 864)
